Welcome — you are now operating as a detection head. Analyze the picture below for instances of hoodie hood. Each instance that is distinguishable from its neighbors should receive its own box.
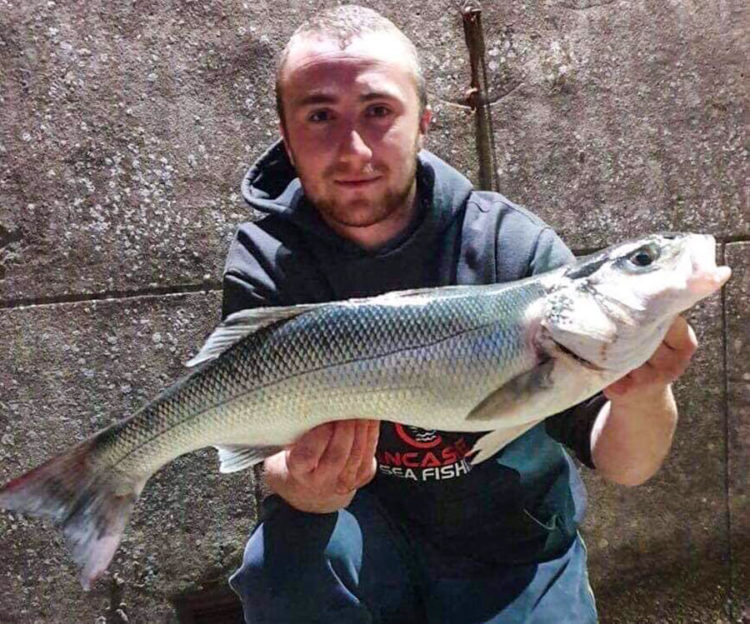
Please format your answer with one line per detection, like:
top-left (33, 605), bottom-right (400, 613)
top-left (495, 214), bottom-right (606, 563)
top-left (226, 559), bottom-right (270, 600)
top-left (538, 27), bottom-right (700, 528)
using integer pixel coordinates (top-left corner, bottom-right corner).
top-left (241, 139), bottom-right (475, 253)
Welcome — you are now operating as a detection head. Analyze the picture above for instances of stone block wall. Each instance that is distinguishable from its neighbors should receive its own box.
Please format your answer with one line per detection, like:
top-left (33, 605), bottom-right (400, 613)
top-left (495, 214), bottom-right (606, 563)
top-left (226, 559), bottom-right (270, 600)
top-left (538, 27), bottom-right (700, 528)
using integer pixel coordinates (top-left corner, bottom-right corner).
top-left (1, 1), bottom-right (747, 622)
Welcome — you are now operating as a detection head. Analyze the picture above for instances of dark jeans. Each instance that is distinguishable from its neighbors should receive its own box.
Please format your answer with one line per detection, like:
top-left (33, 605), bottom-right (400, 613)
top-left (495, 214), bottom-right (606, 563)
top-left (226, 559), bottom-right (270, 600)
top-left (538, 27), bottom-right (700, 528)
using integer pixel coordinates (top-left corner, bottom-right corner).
top-left (229, 491), bottom-right (598, 624)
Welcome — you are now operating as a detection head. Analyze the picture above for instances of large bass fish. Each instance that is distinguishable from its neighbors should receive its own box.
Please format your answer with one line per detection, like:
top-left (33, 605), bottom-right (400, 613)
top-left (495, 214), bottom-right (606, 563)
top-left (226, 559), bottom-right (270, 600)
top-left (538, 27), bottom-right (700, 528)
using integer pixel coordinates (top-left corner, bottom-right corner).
top-left (0, 233), bottom-right (731, 588)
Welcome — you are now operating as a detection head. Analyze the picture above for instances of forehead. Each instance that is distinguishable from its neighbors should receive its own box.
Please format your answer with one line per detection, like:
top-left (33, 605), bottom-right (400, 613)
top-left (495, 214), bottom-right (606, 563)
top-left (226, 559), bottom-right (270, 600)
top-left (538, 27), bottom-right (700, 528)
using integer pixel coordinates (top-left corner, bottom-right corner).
top-left (281, 32), bottom-right (418, 102)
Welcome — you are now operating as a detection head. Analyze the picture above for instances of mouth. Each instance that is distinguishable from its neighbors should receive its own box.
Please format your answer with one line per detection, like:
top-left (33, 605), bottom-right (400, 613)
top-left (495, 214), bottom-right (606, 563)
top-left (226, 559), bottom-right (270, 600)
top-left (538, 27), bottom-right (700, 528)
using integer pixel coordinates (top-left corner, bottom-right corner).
top-left (334, 176), bottom-right (382, 189)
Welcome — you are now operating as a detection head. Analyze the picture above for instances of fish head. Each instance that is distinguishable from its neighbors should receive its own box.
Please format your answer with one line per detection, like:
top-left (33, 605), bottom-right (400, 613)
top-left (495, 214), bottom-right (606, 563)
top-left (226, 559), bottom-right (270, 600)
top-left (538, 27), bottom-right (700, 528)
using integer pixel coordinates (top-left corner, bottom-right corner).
top-left (541, 233), bottom-right (731, 373)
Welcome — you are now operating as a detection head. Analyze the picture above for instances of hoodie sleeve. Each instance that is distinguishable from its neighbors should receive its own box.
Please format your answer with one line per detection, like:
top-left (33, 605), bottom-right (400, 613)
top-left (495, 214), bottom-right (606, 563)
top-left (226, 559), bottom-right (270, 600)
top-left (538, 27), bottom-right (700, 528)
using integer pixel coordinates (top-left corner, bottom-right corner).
top-left (530, 227), bottom-right (605, 470)
top-left (221, 223), bottom-right (286, 320)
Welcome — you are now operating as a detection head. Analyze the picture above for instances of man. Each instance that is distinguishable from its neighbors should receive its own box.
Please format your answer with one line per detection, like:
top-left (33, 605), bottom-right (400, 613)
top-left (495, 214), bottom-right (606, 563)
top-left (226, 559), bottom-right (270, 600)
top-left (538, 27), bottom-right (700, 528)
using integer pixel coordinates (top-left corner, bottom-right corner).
top-left (225, 6), bottom-right (697, 623)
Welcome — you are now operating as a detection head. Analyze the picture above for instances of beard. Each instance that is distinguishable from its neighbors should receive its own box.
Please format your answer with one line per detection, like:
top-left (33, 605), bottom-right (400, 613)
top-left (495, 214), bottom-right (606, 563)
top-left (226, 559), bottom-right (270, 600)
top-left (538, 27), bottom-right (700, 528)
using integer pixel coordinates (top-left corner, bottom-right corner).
top-left (294, 144), bottom-right (420, 230)
top-left (313, 164), bottom-right (418, 228)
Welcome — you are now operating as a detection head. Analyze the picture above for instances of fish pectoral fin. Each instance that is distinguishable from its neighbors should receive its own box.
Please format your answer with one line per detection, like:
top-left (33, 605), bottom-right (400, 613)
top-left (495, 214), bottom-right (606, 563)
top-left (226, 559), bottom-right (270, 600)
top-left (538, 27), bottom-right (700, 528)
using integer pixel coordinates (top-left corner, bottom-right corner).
top-left (468, 420), bottom-right (544, 465)
top-left (214, 445), bottom-right (284, 474)
top-left (186, 304), bottom-right (321, 367)
top-left (463, 361), bottom-right (552, 461)
top-left (466, 358), bottom-right (556, 422)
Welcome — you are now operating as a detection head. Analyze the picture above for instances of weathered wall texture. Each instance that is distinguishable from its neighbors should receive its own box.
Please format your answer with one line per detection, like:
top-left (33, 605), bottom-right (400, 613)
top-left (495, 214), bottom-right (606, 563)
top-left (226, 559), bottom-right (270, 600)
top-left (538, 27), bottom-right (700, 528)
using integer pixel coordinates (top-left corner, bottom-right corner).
top-left (0, 0), bottom-right (747, 622)
top-left (727, 244), bottom-right (750, 624)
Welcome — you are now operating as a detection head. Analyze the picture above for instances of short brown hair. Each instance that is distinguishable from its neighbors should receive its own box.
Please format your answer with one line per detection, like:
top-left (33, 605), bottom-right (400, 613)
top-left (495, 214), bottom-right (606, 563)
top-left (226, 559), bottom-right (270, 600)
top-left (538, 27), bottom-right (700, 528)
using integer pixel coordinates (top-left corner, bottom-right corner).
top-left (275, 5), bottom-right (427, 125)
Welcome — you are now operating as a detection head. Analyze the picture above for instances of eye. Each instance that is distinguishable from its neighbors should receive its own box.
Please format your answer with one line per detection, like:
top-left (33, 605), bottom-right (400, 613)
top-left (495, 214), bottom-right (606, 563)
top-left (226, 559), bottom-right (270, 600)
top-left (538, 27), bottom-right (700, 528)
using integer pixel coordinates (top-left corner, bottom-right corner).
top-left (308, 109), bottom-right (333, 123)
top-left (628, 243), bottom-right (660, 267)
top-left (366, 105), bottom-right (391, 118)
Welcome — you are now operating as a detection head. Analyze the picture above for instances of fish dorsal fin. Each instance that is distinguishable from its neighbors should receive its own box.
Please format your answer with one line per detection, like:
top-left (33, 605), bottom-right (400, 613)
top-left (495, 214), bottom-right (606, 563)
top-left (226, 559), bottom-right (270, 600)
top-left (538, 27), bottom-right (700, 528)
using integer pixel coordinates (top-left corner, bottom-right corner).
top-left (186, 304), bottom-right (320, 367)
top-left (214, 445), bottom-right (284, 473)
top-left (369, 284), bottom-right (480, 305)
top-left (187, 284), bottom-right (487, 368)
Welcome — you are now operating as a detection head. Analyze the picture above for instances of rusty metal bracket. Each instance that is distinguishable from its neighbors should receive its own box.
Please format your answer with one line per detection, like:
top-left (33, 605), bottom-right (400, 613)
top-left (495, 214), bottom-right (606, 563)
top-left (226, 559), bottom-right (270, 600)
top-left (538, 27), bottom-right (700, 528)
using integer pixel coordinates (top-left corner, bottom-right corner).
top-left (461, 1), bottom-right (499, 192)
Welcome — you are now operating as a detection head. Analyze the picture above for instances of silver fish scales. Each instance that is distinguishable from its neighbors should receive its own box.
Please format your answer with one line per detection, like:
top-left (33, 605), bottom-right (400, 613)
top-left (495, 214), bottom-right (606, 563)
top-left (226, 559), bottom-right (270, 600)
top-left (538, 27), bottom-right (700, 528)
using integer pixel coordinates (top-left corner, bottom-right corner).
top-left (0, 232), bottom-right (732, 589)
top-left (100, 279), bottom-right (539, 483)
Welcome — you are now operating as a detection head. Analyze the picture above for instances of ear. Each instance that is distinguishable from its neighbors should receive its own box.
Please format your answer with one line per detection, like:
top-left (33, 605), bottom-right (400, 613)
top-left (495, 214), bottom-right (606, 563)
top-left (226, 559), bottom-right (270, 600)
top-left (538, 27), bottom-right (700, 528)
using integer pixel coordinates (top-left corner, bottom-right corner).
top-left (279, 121), bottom-right (295, 166)
top-left (417, 105), bottom-right (432, 148)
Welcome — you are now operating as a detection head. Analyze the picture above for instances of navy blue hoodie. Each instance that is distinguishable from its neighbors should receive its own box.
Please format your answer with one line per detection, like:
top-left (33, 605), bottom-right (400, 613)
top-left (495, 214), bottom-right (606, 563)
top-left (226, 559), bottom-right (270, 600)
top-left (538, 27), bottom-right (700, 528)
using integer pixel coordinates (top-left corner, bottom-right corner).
top-left (223, 140), bottom-right (606, 563)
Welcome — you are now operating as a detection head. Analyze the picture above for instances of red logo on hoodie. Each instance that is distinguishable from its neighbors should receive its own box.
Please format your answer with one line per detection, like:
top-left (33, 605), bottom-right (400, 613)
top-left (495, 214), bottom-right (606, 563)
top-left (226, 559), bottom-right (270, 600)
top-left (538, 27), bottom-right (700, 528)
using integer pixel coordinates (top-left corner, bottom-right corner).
top-left (394, 424), bottom-right (442, 449)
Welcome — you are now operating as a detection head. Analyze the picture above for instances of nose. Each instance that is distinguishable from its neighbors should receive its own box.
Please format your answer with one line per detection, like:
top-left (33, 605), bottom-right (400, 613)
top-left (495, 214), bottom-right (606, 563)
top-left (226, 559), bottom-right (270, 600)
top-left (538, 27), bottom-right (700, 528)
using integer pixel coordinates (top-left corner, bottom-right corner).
top-left (338, 126), bottom-right (373, 166)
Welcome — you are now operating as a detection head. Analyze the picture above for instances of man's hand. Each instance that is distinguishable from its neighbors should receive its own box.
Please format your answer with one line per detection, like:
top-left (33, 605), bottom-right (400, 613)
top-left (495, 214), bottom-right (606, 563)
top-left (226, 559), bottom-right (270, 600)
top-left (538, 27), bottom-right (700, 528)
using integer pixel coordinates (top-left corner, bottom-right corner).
top-left (592, 316), bottom-right (698, 486)
top-left (604, 315), bottom-right (698, 401)
top-left (263, 419), bottom-right (380, 514)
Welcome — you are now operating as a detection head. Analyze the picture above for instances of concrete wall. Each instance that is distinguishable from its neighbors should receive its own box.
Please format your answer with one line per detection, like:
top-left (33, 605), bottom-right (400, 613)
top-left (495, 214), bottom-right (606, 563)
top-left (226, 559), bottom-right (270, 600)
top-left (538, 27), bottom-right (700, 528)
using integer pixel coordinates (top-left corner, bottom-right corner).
top-left (1, 1), bottom-right (747, 622)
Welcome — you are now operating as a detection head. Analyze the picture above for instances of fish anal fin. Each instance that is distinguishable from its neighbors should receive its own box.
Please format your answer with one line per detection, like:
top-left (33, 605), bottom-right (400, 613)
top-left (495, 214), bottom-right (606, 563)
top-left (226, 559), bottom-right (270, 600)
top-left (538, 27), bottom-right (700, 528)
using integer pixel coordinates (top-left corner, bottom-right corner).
top-left (466, 358), bottom-right (555, 423)
top-left (468, 420), bottom-right (543, 465)
top-left (214, 445), bottom-right (284, 474)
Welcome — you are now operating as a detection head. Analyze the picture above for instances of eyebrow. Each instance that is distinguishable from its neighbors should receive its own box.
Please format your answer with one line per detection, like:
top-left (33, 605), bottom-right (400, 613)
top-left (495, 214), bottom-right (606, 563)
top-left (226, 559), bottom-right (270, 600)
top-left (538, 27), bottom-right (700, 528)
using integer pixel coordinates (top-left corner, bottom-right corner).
top-left (294, 90), bottom-right (398, 108)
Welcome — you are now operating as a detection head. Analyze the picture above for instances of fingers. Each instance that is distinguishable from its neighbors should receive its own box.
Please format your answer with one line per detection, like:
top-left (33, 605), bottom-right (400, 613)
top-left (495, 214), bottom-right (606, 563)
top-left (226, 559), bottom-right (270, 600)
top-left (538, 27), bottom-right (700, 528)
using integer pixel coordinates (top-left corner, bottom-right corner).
top-left (309, 420), bottom-right (355, 490)
top-left (334, 420), bottom-right (369, 494)
top-left (287, 420), bottom-right (363, 489)
top-left (604, 373), bottom-right (634, 398)
top-left (643, 317), bottom-right (698, 382)
top-left (644, 344), bottom-right (688, 382)
top-left (605, 317), bottom-right (699, 399)
top-left (336, 420), bottom-right (380, 493)
top-left (354, 420), bottom-right (380, 486)
top-left (287, 422), bottom-right (335, 477)
top-left (663, 315), bottom-right (699, 356)
top-left (283, 419), bottom-right (380, 507)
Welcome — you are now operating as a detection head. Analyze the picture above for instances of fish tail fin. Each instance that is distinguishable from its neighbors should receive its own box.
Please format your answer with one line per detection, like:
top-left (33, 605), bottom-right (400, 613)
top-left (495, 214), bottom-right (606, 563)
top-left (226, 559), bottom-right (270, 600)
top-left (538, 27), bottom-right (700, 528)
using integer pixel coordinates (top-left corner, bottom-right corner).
top-left (0, 436), bottom-right (147, 590)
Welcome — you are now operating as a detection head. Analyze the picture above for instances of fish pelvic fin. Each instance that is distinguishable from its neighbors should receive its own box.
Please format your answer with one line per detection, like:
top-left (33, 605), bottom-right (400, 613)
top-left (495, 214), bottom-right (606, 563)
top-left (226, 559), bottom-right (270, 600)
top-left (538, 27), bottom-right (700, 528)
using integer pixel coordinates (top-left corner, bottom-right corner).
top-left (214, 444), bottom-right (284, 473)
top-left (0, 438), bottom-right (146, 590)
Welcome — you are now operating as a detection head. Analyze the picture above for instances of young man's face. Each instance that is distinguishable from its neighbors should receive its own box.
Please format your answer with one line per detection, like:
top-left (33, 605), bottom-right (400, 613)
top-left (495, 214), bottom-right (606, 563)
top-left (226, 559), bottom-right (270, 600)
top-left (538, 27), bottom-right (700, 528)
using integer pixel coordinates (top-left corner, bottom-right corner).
top-left (278, 31), bottom-right (431, 239)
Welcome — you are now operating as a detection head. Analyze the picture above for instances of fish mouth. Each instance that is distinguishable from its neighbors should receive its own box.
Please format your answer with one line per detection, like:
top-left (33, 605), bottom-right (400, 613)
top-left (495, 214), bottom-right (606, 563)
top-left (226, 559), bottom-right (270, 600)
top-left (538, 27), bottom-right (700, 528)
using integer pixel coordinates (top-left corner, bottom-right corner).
top-left (687, 235), bottom-right (732, 296)
top-left (551, 339), bottom-right (606, 372)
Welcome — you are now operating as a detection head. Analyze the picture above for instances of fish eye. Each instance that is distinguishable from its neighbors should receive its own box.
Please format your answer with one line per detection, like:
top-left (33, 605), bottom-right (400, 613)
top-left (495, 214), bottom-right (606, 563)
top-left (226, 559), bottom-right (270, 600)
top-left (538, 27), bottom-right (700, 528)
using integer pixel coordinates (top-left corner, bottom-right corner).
top-left (627, 243), bottom-right (660, 267)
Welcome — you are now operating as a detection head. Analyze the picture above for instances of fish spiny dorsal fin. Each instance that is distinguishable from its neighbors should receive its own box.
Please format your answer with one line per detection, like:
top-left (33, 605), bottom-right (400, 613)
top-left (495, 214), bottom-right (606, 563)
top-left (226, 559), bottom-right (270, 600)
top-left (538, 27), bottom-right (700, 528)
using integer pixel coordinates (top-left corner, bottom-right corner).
top-left (185, 286), bottom-right (483, 368)
top-left (185, 303), bottom-right (322, 367)
top-left (366, 284), bottom-right (485, 307)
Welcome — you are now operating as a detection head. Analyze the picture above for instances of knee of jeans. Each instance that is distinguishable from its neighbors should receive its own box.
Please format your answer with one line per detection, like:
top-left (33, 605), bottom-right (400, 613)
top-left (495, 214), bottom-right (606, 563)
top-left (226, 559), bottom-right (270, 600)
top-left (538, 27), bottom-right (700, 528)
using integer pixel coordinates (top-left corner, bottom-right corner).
top-left (228, 526), bottom-right (267, 602)
top-left (323, 509), bottom-right (364, 583)
top-left (229, 510), bottom-right (364, 598)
